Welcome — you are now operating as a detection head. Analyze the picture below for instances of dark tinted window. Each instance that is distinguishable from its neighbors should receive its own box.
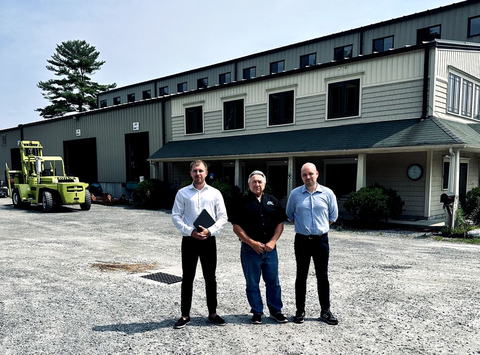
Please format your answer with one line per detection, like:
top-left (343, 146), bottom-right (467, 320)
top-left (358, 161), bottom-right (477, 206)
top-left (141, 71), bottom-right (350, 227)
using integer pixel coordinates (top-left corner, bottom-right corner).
top-left (269, 91), bottom-right (294, 126)
top-left (328, 79), bottom-right (360, 119)
top-left (197, 78), bottom-right (208, 89)
top-left (185, 106), bottom-right (203, 134)
top-left (243, 67), bottom-right (256, 79)
top-left (373, 36), bottom-right (394, 52)
top-left (177, 82), bottom-right (187, 93)
top-left (219, 72), bottom-right (231, 85)
top-left (270, 60), bottom-right (285, 74)
top-left (224, 99), bottom-right (244, 130)
top-left (469, 16), bottom-right (480, 37)
top-left (113, 97), bottom-right (121, 105)
top-left (300, 53), bottom-right (316, 68)
top-left (142, 90), bottom-right (151, 99)
top-left (159, 86), bottom-right (168, 96)
top-left (417, 25), bottom-right (441, 44)
top-left (127, 93), bottom-right (135, 103)
top-left (334, 45), bottom-right (353, 60)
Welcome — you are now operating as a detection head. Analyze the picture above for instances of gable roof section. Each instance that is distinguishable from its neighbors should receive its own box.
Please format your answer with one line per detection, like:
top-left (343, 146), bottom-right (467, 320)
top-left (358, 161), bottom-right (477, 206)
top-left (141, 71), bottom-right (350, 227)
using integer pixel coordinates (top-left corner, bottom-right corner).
top-left (149, 117), bottom-right (480, 161)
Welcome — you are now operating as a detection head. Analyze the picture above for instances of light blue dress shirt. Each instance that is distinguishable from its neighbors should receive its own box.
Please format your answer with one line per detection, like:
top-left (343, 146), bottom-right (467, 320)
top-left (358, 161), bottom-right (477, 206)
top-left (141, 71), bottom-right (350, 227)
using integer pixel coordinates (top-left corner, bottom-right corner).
top-left (286, 183), bottom-right (338, 236)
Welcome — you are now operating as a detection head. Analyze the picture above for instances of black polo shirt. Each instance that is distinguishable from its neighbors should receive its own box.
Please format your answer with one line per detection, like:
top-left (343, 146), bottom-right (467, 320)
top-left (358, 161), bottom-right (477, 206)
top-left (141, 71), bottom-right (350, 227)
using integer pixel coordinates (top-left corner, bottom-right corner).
top-left (229, 191), bottom-right (286, 243)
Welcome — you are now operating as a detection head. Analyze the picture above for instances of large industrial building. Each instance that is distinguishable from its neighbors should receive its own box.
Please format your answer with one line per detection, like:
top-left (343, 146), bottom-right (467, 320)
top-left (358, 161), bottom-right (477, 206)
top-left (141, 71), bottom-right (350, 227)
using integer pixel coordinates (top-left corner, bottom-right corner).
top-left (2, 0), bottom-right (480, 219)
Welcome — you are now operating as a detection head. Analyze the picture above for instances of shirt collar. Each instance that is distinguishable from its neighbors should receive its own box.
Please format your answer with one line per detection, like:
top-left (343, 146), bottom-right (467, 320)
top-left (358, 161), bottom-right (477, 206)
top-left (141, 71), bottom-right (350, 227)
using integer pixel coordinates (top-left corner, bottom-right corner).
top-left (189, 182), bottom-right (209, 192)
top-left (301, 183), bottom-right (323, 194)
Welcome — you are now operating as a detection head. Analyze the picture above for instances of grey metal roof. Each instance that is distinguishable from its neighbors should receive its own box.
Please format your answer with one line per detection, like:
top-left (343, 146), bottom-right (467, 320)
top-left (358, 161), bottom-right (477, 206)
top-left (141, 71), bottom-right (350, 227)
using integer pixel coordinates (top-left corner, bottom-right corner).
top-left (149, 117), bottom-right (480, 161)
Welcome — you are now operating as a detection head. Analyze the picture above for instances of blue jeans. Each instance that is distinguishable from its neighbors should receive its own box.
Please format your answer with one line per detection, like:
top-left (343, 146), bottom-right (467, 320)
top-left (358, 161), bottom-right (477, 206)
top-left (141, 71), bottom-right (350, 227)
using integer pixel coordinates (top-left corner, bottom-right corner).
top-left (240, 242), bottom-right (283, 315)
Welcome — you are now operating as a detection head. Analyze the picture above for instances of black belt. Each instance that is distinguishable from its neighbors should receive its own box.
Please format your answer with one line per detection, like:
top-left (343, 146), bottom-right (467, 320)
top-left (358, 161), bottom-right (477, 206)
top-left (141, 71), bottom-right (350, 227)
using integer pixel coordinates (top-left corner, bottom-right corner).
top-left (296, 233), bottom-right (328, 239)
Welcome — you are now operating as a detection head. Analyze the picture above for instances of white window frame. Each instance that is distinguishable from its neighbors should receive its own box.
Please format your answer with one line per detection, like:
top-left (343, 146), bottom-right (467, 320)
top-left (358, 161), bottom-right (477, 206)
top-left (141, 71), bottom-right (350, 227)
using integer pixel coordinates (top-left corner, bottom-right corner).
top-left (447, 68), bottom-right (480, 120)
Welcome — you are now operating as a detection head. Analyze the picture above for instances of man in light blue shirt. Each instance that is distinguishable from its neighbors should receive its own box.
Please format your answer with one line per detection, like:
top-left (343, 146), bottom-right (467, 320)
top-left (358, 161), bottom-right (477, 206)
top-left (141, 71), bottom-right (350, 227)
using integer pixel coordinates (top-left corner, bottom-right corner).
top-left (286, 162), bottom-right (339, 325)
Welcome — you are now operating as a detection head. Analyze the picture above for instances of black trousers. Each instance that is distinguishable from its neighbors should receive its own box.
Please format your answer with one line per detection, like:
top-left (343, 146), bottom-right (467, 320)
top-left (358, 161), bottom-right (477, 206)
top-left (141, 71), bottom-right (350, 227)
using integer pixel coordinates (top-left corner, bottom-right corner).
top-left (181, 236), bottom-right (217, 316)
top-left (294, 233), bottom-right (330, 313)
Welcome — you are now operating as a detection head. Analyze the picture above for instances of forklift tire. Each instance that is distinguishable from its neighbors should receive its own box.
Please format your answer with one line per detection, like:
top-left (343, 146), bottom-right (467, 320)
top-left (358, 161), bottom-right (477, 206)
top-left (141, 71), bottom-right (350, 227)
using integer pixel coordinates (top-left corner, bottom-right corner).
top-left (42, 190), bottom-right (54, 213)
top-left (12, 188), bottom-right (21, 209)
top-left (80, 190), bottom-right (92, 211)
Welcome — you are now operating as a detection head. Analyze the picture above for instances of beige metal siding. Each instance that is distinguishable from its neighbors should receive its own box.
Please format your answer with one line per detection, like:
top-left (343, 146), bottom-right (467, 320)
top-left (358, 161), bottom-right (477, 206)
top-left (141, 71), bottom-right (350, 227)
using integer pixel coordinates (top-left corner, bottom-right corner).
top-left (170, 50), bottom-right (426, 140)
top-left (367, 152), bottom-right (427, 217)
top-left (362, 79), bottom-right (424, 121)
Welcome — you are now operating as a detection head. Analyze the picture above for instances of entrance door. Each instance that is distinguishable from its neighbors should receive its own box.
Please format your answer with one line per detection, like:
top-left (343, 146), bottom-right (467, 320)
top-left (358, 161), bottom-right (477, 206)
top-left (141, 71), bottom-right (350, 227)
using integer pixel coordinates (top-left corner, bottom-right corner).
top-left (267, 165), bottom-right (288, 199)
top-left (63, 138), bottom-right (98, 183)
top-left (125, 132), bottom-right (150, 182)
top-left (459, 163), bottom-right (468, 203)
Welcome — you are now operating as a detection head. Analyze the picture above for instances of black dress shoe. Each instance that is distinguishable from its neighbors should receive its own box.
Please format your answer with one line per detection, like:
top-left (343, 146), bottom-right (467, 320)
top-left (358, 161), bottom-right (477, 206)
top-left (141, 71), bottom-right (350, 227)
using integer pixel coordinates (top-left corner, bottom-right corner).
top-left (293, 311), bottom-right (305, 324)
top-left (174, 316), bottom-right (190, 329)
top-left (208, 314), bottom-right (226, 326)
top-left (319, 309), bottom-right (338, 325)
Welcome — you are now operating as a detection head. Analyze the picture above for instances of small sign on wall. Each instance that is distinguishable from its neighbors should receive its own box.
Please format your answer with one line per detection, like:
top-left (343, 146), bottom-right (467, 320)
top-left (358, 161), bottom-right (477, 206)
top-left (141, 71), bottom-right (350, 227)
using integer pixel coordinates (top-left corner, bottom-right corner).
top-left (133, 122), bottom-right (139, 131)
top-left (76, 129), bottom-right (81, 137)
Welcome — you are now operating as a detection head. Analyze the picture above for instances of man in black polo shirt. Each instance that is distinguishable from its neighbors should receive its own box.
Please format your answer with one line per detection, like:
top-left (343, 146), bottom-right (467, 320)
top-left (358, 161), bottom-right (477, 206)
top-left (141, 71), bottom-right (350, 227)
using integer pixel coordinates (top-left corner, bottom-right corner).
top-left (229, 170), bottom-right (287, 324)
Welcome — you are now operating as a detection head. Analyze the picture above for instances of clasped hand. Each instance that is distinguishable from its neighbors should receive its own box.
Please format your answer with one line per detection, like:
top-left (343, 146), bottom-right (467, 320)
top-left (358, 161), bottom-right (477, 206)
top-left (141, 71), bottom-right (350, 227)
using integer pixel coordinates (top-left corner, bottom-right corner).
top-left (252, 240), bottom-right (275, 254)
top-left (191, 225), bottom-right (209, 240)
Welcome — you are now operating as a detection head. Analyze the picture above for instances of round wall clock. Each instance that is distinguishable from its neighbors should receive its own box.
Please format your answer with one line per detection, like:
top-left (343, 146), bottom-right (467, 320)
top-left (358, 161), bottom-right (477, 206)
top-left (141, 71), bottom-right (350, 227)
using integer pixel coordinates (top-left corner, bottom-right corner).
top-left (407, 164), bottom-right (423, 181)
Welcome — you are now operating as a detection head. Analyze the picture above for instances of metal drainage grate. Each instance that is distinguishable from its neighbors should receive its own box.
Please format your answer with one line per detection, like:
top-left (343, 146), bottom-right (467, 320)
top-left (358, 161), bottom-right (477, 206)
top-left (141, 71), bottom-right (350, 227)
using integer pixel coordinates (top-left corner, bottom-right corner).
top-left (141, 272), bottom-right (182, 284)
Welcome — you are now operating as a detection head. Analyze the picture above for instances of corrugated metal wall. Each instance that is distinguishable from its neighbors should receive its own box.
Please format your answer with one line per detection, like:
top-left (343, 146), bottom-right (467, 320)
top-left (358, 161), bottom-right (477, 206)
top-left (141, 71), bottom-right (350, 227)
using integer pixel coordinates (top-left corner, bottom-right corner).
top-left (1, 101), bottom-right (165, 184)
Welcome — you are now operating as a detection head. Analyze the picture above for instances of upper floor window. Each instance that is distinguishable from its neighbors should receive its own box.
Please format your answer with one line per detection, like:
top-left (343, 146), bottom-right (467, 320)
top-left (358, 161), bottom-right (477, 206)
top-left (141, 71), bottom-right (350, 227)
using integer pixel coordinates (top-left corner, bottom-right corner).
top-left (197, 78), bottom-right (208, 89)
top-left (2, 134), bottom-right (6, 146)
top-left (127, 93), bottom-right (135, 103)
top-left (269, 90), bottom-right (294, 126)
top-left (159, 86), bottom-right (168, 96)
top-left (100, 100), bottom-right (107, 108)
top-left (113, 97), bottom-right (121, 105)
top-left (448, 72), bottom-right (480, 120)
top-left (177, 82), bottom-right (187, 93)
top-left (300, 53), bottom-right (316, 68)
top-left (373, 36), bottom-right (394, 53)
top-left (223, 99), bottom-right (244, 131)
top-left (334, 45), bottom-right (353, 61)
top-left (468, 16), bottom-right (480, 37)
top-left (219, 72), bottom-right (231, 85)
top-left (417, 25), bottom-right (441, 44)
top-left (243, 67), bottom-right (256, 80)
top-left (185, 106), bottom-right (203, 134)
top-left (270, 60), bottom-right (285, 74)
top-left (327, 79), bottom-right (360, 119)
top-left (142, 90), bottom-right (151, 100)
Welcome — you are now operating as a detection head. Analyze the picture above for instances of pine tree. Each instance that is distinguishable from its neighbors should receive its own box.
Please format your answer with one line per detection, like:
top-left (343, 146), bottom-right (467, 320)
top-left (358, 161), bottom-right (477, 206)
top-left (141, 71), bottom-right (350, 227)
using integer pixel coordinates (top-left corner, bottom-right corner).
top-left (36, 40), bottom-right (116, 118)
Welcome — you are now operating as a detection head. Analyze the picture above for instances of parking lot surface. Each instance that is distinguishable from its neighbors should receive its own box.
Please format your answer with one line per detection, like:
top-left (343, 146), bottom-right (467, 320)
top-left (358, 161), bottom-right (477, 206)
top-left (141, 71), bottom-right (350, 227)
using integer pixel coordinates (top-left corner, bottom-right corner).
top-left (0, 197), bottom-right (479, 354)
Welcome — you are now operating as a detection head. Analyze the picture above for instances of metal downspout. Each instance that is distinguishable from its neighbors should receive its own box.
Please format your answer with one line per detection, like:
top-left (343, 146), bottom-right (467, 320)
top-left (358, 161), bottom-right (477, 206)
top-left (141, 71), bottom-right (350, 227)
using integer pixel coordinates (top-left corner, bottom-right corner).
top-left (421, 45), bottom-right (430, 119)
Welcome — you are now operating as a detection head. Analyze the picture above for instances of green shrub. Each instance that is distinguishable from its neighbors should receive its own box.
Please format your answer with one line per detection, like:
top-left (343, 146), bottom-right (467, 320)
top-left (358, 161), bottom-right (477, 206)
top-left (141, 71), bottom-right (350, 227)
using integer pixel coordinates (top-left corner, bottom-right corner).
top-left (343, 184), bottom-right (405, 224)
top-left (462, 187), bottom-right (480, 224)
top-left (440, 205), bottom-right (476, 238)
top-left (132, 179), bottom-right (175, 210)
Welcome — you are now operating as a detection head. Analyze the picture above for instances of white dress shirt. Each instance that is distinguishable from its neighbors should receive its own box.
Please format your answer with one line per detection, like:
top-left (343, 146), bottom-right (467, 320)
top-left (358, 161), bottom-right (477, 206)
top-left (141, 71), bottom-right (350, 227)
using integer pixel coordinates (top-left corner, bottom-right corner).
top-left (172, 183), bottom-right (228, 237)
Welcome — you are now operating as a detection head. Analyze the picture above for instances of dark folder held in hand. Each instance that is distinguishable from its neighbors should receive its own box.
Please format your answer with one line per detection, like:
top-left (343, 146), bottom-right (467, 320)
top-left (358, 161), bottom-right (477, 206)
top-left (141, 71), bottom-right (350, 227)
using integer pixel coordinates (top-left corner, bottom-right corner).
top-left (194, 209), bottom-right (215, 232)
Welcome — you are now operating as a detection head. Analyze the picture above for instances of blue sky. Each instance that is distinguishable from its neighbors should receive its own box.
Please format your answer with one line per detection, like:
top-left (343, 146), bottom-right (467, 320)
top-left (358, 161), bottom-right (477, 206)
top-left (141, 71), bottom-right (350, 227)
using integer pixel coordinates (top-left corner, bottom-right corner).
top-left (0, 0), bottom-right (456, 130)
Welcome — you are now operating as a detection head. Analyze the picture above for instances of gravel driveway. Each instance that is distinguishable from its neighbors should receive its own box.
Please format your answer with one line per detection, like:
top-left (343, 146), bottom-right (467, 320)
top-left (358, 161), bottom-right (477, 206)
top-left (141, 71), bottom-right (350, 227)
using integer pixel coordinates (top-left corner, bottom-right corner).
top-left (0, 197), bottom-right (479, 355)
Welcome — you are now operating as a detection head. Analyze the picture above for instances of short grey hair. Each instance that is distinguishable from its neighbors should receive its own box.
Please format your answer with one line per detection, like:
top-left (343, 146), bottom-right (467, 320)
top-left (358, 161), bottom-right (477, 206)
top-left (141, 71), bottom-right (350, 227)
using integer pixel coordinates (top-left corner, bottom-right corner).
top-left (248, 170), bottom-right (266, 183)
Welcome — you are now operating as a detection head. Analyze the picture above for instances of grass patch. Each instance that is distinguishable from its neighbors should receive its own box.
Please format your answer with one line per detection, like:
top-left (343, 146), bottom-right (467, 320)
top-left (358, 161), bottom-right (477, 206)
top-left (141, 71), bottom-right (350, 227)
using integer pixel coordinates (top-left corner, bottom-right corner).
top-left (91, 261), bottom-right (158, 273)
top-left (433, 236), bottom-right (480, 245)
